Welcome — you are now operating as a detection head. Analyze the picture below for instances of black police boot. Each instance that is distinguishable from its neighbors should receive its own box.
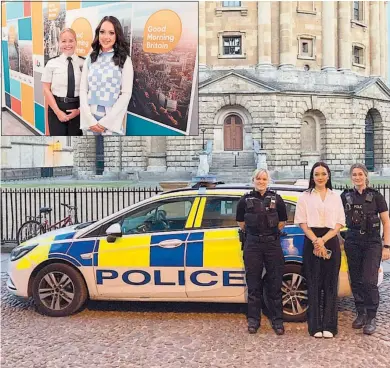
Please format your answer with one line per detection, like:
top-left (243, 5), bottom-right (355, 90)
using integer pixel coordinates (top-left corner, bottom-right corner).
top-left (248, 325), bottom-right (259, 334)
top-left (363, 318), bottom-right (376, 335)
top-left (272, 324), bottom-right (285, 336)
top-left (352, 314), bottom-right (367, 329)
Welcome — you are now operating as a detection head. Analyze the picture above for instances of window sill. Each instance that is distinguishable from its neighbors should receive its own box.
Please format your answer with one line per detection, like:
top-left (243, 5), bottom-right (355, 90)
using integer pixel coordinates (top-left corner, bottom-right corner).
top-left (352, 62), bottom-right (366, 69)
top-left (351, 20), bottom-right (367, 30)
top-left (297, 55), bottom-right (315, 60)
top-left (215, 7), bottom-right (248, 17)
top-left (218, 54), bottom-right (246, 59)
top-left (296, 8), bottom-right (317, 15)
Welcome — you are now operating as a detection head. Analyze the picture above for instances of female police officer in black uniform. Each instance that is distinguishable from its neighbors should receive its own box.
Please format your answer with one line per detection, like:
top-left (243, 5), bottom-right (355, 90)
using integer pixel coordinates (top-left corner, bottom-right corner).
top-left (42, 28), bottom-right (84, 136)
top-left (236, 169), bottom-right (287, 335)
top-left (341, 163), bottom-right (390, 335)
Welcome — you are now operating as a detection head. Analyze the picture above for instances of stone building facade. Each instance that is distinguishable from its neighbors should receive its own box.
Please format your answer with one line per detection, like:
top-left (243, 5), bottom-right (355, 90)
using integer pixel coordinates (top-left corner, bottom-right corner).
top-left (74, 1), bottom-right (390, 181)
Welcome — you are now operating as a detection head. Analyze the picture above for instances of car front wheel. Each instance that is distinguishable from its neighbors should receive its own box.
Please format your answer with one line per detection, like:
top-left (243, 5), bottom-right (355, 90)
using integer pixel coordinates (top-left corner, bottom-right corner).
top-left (32, 263), bottom-right (88, 317)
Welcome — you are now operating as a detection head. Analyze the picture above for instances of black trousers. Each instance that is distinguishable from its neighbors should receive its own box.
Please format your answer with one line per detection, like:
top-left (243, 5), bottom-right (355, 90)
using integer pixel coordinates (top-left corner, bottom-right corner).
top-left (303, 228), bottom-right (341, 336)
top-left (243, 233), bottom-right (284, 327)
top-left (344, 232), bottom-right (382, 318)
top-left (48, 99), bottom-right (82, 136)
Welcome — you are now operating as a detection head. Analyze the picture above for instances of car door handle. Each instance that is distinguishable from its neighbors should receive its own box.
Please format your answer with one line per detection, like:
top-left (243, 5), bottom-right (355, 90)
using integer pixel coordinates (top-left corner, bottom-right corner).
top-left (158, 239), bottom-right (183, 248)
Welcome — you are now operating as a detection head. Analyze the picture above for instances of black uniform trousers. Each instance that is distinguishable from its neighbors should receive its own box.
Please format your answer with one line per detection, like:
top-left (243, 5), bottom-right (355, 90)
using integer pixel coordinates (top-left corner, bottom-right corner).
top-left (243, 233), bottom-right (284, 328)
top-left (48, 98), bottom-right (82, 136)
top-left (344, 231), bottom-right (382, 318)
top-left (303, 228), bottom-right (341, 336)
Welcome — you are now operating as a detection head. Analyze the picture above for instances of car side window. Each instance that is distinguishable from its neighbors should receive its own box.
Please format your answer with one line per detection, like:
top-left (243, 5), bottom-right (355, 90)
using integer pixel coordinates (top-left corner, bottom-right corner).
top-left (201, 197), bottom-right (240, 229)
top-left (285, 201), bottom-right (296, 225)
top-left (121, 198), bottom-right (195, 234)
top-left (83, 216), bottom-right (123, 238)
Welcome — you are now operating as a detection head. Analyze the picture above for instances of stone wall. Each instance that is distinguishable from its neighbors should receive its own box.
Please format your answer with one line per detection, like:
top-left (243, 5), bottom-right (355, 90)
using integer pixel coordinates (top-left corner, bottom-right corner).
top-left (72, 137), bottom-right (96, 178)
top-left (198, 89), bottom-right (390, 177)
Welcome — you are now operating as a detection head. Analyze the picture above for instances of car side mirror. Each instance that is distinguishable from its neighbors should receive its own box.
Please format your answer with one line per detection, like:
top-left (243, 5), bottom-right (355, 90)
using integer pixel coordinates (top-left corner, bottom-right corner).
top-left (106, 223), bottom-right (122, 243)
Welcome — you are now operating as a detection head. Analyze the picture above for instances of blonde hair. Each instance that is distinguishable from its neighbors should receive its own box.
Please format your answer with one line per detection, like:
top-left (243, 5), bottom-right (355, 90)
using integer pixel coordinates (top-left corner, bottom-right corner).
top-left (60, 28), bottom-right (77, 40)
top-left (350, 163), bottom-right (370, 186)
top-left (252, 168), bottom-right (271, 183)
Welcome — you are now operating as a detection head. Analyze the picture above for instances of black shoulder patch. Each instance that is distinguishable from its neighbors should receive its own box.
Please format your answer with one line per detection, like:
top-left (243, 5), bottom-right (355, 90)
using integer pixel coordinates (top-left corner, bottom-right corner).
top-left (368, 188), bottom-right (379, 194)
top-left (267, 190), bottom-right (276, 195)
top-left (342, 188), bottom-right (353, 194)
top-left (47, 55), bottom-right (60, 62)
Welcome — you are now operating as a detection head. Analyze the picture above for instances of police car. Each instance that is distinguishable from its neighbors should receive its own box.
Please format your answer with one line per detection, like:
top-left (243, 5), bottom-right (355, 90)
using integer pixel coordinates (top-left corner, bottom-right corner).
top-left (7, 182), bottom-right (384, 320)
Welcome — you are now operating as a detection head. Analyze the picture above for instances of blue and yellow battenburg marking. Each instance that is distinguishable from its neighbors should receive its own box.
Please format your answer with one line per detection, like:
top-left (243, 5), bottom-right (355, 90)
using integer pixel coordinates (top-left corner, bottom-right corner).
top-left (30, 227), bottom-right (307, 269)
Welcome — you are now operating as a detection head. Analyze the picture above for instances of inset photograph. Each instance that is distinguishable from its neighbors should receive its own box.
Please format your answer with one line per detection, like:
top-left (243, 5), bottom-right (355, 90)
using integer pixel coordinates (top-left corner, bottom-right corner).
top-left (1, 1), bottom-right (198, 136)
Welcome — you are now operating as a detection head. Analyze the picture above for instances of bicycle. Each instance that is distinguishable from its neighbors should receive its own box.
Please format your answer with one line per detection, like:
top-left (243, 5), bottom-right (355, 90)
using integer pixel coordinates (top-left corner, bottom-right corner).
top-left (17, 203), bottom-right (78, 245)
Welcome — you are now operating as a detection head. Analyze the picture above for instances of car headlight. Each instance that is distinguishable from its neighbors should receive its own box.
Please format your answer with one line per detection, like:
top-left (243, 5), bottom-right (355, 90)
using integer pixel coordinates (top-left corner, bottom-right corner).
top-left (10, 243), bottom-right (38, 262)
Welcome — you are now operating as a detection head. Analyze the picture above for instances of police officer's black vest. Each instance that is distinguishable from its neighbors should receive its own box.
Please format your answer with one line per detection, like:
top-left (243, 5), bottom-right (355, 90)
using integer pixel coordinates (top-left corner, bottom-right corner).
top-left (343, 188), bottom-right (380, 233)
top-left (244, 190), bottom-right (279, 235)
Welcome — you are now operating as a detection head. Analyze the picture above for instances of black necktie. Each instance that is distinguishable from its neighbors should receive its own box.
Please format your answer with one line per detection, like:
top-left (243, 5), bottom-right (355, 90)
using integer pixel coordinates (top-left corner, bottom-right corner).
top-left (67, 56), bottom-right (75, 98)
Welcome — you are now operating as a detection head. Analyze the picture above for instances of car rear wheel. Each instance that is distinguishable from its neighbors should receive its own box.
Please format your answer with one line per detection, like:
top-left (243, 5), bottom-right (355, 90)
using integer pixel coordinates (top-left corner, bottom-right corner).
top-left (262, 263), bottom-right (308, 322)
top-left (32, 263), bottom-right (88, 317)
top-left (281, 264), bottom-right (308, 322)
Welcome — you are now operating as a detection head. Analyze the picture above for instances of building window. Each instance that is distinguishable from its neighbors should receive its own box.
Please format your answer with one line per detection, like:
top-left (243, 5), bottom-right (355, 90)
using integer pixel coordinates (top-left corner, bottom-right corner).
top-left (223, 36), bottom-right (241, 55)
top-left (296, 1), bottom-right (316, 15)
top-left (222, 1), bottom-right (241, 7)
top-left (352, 44), bottom-right (365, 67)
top-left (218, 31), bottom-right (246, 59)
top-left (215, 1), bottom-right (247, 16)
top-left (353, 1), bottom-right (363, 21)
top-left (351, 1), bottom-right (366, 28)
top-left (297, 35), bottom-right (315, 60)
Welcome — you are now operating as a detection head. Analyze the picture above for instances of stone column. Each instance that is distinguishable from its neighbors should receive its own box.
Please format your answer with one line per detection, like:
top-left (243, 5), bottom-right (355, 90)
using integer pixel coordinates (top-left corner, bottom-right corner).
top-left (322, 1), bottom-right (336, 71)
top-left (147, 136), bottom-right (167, 172)
top-left (379, 1), bottom-right (387, 79)
top-left (279, 1), bottom-right (294, 69)
top-left (199, 1), bottom-right (207, 69)
top-left (338, 1), bottom-right (351, 71)
top-left (257, 1), bottom-right (272, 68)
top-left (370, 1), bottom-right (381, 76)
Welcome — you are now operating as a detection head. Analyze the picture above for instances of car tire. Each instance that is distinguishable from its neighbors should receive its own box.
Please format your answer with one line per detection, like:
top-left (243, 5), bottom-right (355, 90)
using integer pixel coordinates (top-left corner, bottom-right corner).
top-left (263, 263), bottom-right (308, 322)
top-left (32, 263), bottom-right (88, 317)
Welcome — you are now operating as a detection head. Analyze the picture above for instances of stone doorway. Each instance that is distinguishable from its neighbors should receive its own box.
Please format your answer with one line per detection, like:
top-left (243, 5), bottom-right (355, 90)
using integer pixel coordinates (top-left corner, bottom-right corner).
top-left (224, 115), bottom-right (243, 151)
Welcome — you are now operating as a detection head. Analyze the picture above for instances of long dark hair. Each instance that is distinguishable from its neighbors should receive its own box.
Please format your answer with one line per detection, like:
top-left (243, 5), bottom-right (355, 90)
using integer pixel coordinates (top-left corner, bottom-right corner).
top-left (308, 161), bottom-right (333, 191)
top-left (90, 16), bottom-right (129, 68)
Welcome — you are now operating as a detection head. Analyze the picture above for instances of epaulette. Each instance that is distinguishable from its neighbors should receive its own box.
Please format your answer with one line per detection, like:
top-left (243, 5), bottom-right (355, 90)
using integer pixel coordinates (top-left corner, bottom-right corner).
top-left (266, 190), bottom-right (276, 195)
top-left (367, 187), bottom-right (379, 195)
top-left (47, 55), bottom-right (60, 62)
top-left (78, 56), bottom-right (86, 60)
top-left (342, 188), bottom-right (354, 194)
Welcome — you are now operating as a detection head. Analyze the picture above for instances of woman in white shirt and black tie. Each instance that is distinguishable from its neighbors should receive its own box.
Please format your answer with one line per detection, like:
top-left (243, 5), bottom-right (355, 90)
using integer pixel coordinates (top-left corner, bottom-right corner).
top-left (42, 28), bottom-right (84, 136)
top-left (294, 162), bottom-right (346, 338)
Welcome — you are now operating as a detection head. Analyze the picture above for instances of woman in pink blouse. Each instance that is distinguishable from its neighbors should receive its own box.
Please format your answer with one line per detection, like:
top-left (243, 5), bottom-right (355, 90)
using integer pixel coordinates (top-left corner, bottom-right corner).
top-left (294, 162), bottom-right (346, 338)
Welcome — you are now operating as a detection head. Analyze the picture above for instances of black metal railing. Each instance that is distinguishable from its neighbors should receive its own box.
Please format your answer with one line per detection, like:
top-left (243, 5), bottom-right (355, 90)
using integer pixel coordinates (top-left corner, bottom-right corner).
top-left (1, 187), bottom-right (162, 243)
top-left (1, 185), bottom-right (389, 244)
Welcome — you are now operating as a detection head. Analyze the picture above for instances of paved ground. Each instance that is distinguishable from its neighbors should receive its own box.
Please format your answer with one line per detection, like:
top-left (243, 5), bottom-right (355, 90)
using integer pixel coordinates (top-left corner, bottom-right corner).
top-left (1, 111), bottom-right (36, 136)
top-left (1, 254), bottom-right (389, 368)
